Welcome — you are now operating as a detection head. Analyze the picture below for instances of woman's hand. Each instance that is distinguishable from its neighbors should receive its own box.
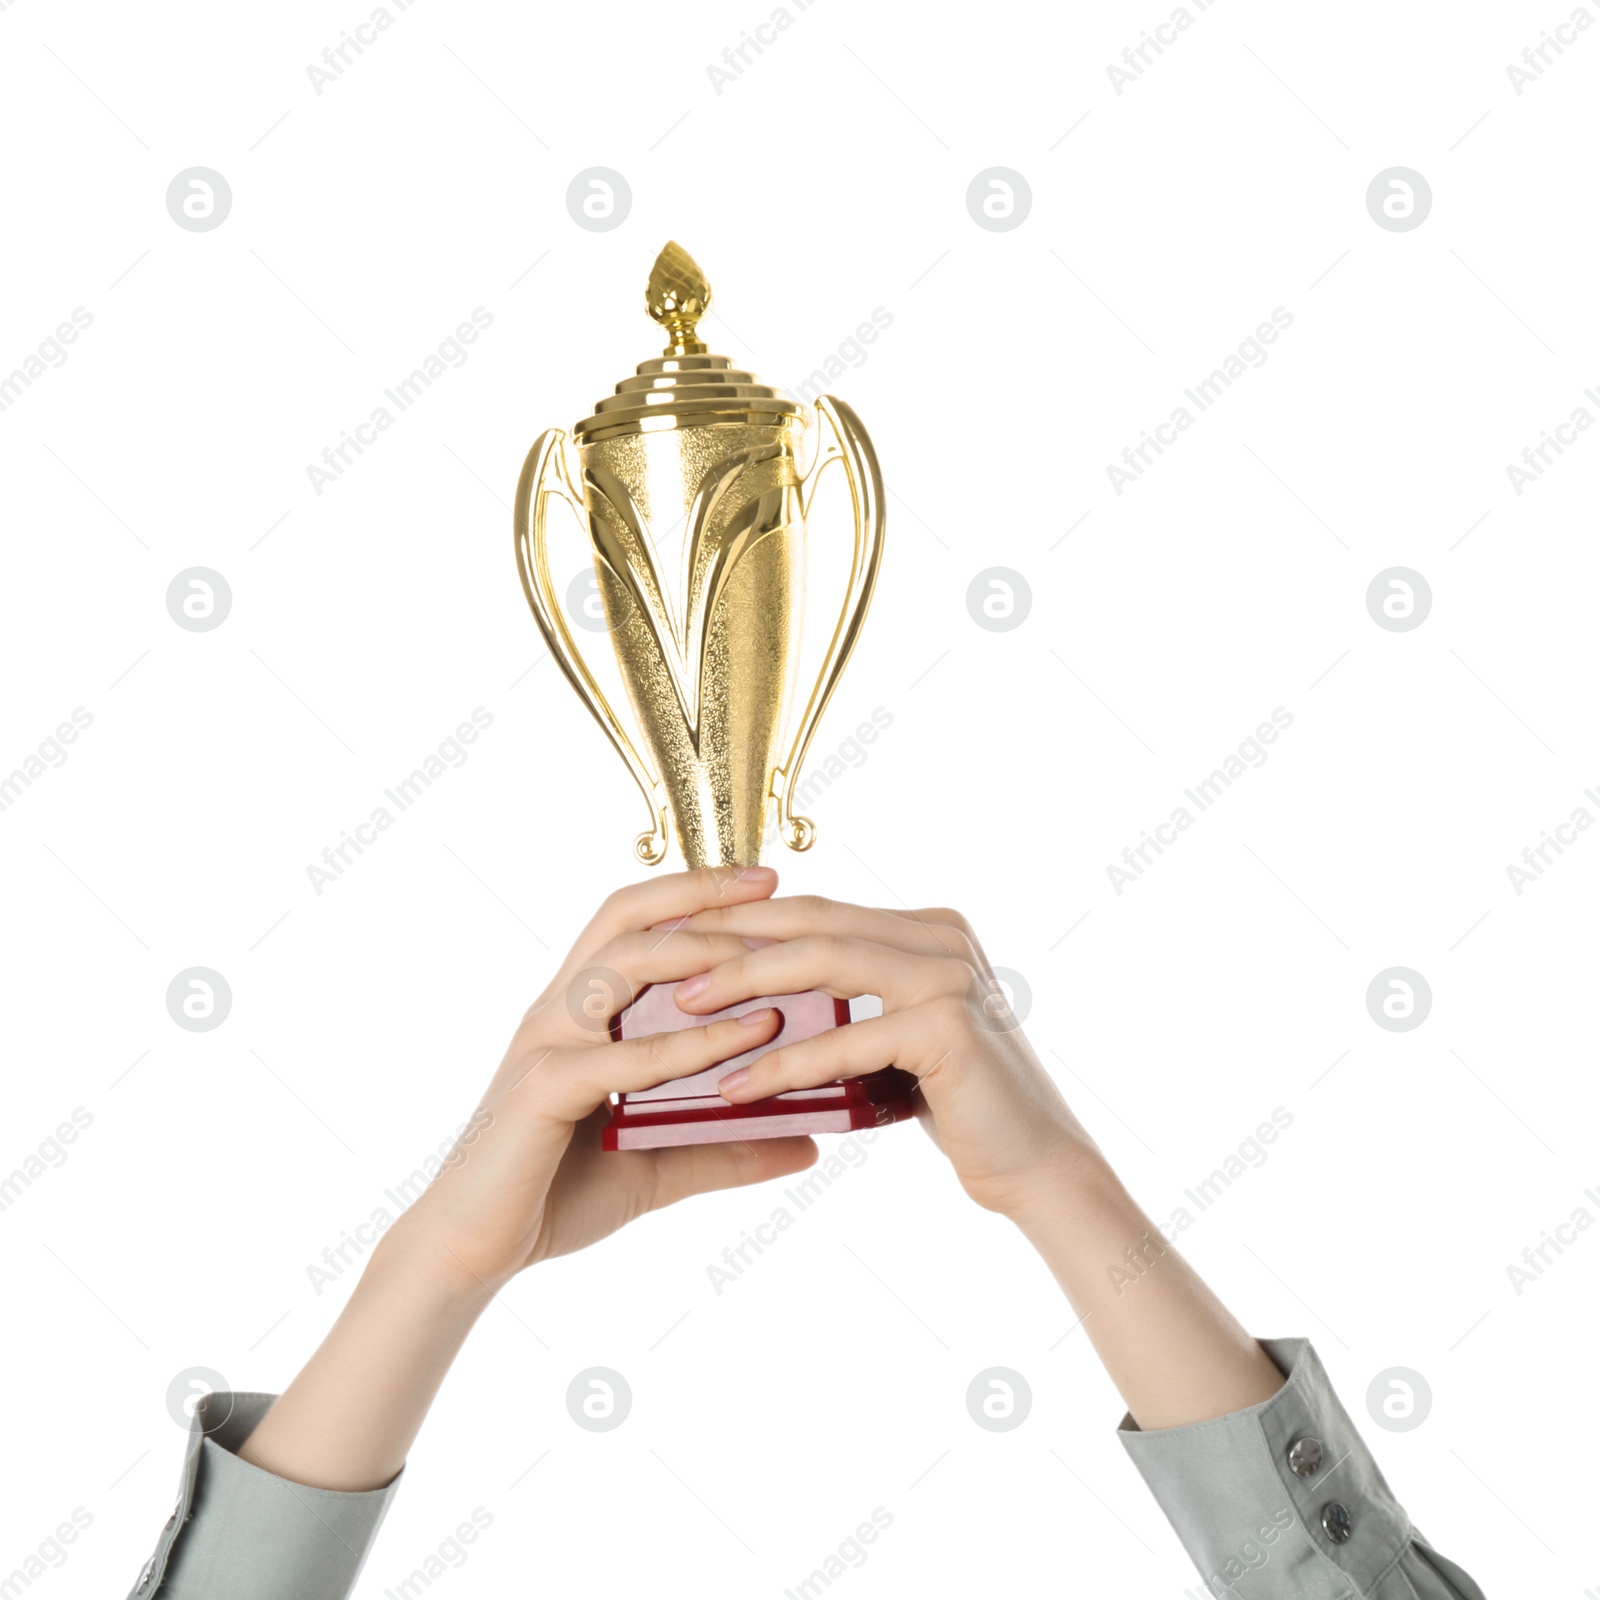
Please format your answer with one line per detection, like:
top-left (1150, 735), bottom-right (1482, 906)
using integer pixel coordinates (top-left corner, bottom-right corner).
top-left (665, 894), bottom-right (1098, 1221)
top-left (239, 877), bottom-right (1279, 1500)
top-left (390, 865), bottom-right (818, 1294)
top-left (241, 866), bottom-right (819, 1493)
top-left (667, 893), bottom-right (1286, 1431)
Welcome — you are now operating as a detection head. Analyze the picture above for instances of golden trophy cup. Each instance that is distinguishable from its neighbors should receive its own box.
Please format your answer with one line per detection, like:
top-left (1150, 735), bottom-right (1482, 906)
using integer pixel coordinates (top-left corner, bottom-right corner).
top-left (513, 242), bottom-right (916, 1149)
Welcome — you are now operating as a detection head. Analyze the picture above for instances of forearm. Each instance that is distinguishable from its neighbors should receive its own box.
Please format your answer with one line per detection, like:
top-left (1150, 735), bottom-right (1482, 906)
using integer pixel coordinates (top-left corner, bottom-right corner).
top-left (239, 1222), bottom-right (494, 1492)
top-left (1010, 1152), bottom-right (1283, 1431)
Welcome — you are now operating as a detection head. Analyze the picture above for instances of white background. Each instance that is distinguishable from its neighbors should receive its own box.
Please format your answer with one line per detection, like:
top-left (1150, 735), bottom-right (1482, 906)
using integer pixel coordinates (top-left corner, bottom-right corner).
top-left (1, 1), bottom-right (1594, 1595)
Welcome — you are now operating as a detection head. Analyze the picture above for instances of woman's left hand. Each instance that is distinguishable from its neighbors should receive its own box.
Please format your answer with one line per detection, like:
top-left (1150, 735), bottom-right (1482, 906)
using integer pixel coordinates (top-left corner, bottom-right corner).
top-left (665, 894), bottom-right (1098, 1222)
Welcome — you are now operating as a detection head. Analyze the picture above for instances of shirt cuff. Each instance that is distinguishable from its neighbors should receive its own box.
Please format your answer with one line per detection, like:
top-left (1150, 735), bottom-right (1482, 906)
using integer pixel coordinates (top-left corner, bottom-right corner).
top-left (1116, 1338), bottom-right (1484, 1600)
top-left (128, 1390), bottom-right (403, 1600)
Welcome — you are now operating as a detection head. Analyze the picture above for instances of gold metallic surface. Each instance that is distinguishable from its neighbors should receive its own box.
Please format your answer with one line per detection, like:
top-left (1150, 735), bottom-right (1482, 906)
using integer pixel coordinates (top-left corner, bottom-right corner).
top-left (573, 352), bottom-right (805, 443)
top-left (513, 246), bottom-right (885, 869)
top-left (645, 241), bottom-right (712, 355)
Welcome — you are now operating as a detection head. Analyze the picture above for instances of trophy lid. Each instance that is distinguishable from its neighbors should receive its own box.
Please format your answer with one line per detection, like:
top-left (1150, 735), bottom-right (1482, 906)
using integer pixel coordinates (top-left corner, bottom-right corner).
top-left (573, 242), bottom-right (806, 443)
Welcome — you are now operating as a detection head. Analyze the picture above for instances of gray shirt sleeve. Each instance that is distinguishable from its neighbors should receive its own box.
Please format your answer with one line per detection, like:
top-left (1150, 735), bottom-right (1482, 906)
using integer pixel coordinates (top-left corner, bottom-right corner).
top-left (1117, 1338), bottom-right (1485, 1599)
top-left (128, 1390), bottom-right (402, 1600)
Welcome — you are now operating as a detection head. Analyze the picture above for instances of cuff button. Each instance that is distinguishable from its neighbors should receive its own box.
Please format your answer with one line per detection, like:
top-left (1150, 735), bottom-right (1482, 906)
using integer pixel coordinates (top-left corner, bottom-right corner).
top-left (1321, 1502), bottom-right (1353, 1544)
top-left (1288, 1436), bottom-right (1324, 1477)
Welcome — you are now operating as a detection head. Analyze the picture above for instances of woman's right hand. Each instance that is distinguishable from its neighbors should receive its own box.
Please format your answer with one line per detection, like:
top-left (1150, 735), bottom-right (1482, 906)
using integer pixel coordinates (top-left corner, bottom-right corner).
top-left (389, 865), bottom-right (819, 1294)
top-left (240, 866), bottom-right (817, 1495)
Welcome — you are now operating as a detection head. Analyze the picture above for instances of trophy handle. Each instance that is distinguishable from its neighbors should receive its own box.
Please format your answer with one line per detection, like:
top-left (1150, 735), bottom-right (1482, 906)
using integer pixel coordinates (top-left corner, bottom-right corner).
top-left (770, 396), bottom-right (886, 852)
top-left (513, 428), bottom-right (670, 865)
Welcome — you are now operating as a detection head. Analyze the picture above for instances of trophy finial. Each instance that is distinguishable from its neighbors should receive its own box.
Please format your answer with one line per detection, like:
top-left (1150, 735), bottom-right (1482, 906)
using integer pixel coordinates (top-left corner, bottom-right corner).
top-left (646, 241), bottom-right (711, 356)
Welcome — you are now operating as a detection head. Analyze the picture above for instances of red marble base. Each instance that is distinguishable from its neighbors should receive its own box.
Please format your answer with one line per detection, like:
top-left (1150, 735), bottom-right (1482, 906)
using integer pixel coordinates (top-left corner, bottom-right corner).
top-left (602, 986), bottom-right (917, 1151)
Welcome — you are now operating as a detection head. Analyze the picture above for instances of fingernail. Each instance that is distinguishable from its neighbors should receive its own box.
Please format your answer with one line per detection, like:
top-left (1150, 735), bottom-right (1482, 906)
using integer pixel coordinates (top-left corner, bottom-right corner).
top-left (738, 1007), bottom-right (775, 1027)
top-left (736, 866), bottom-right (776, 883)
top-left (718, 1067), bottom-right (751, 1094)
top-left (741, 936), bottom-right (775, 950)
top-left (674, 973), bottom-right (710, 1004)
top-left (651, 915), bottom-right (690, 932)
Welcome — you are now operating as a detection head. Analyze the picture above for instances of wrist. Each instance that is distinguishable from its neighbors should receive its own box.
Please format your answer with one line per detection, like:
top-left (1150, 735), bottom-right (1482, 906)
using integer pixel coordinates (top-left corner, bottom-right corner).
top-left (1002, 1144), bottom-right (1129, 1237)
top-left (364, 1209), bottom-right (508, 1313)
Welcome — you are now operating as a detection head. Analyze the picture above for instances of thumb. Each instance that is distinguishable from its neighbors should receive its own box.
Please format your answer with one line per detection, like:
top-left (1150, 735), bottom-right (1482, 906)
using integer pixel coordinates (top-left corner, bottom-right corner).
top-left (647, 1134), bottom-right (818, 1211)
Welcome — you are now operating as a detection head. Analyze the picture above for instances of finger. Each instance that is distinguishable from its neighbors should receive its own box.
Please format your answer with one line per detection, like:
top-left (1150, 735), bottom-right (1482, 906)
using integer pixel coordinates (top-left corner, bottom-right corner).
top-left (899, 906), bottom-right (994, 972)
top-left (547, 1006), bottom-right (785, 1115)
top-left (671, 935), bottom-right (972, 1016)
top-left (562, 930), bottom-right (779, 1030)
top-left (576, 865), bottom-right (779, 953)
top-left (714, 1008), bottom-right (955, 1101)
top-left (645, 1134), bottom-right (819, 1211)
top-left (673, 895), bottom-right (979, 963)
